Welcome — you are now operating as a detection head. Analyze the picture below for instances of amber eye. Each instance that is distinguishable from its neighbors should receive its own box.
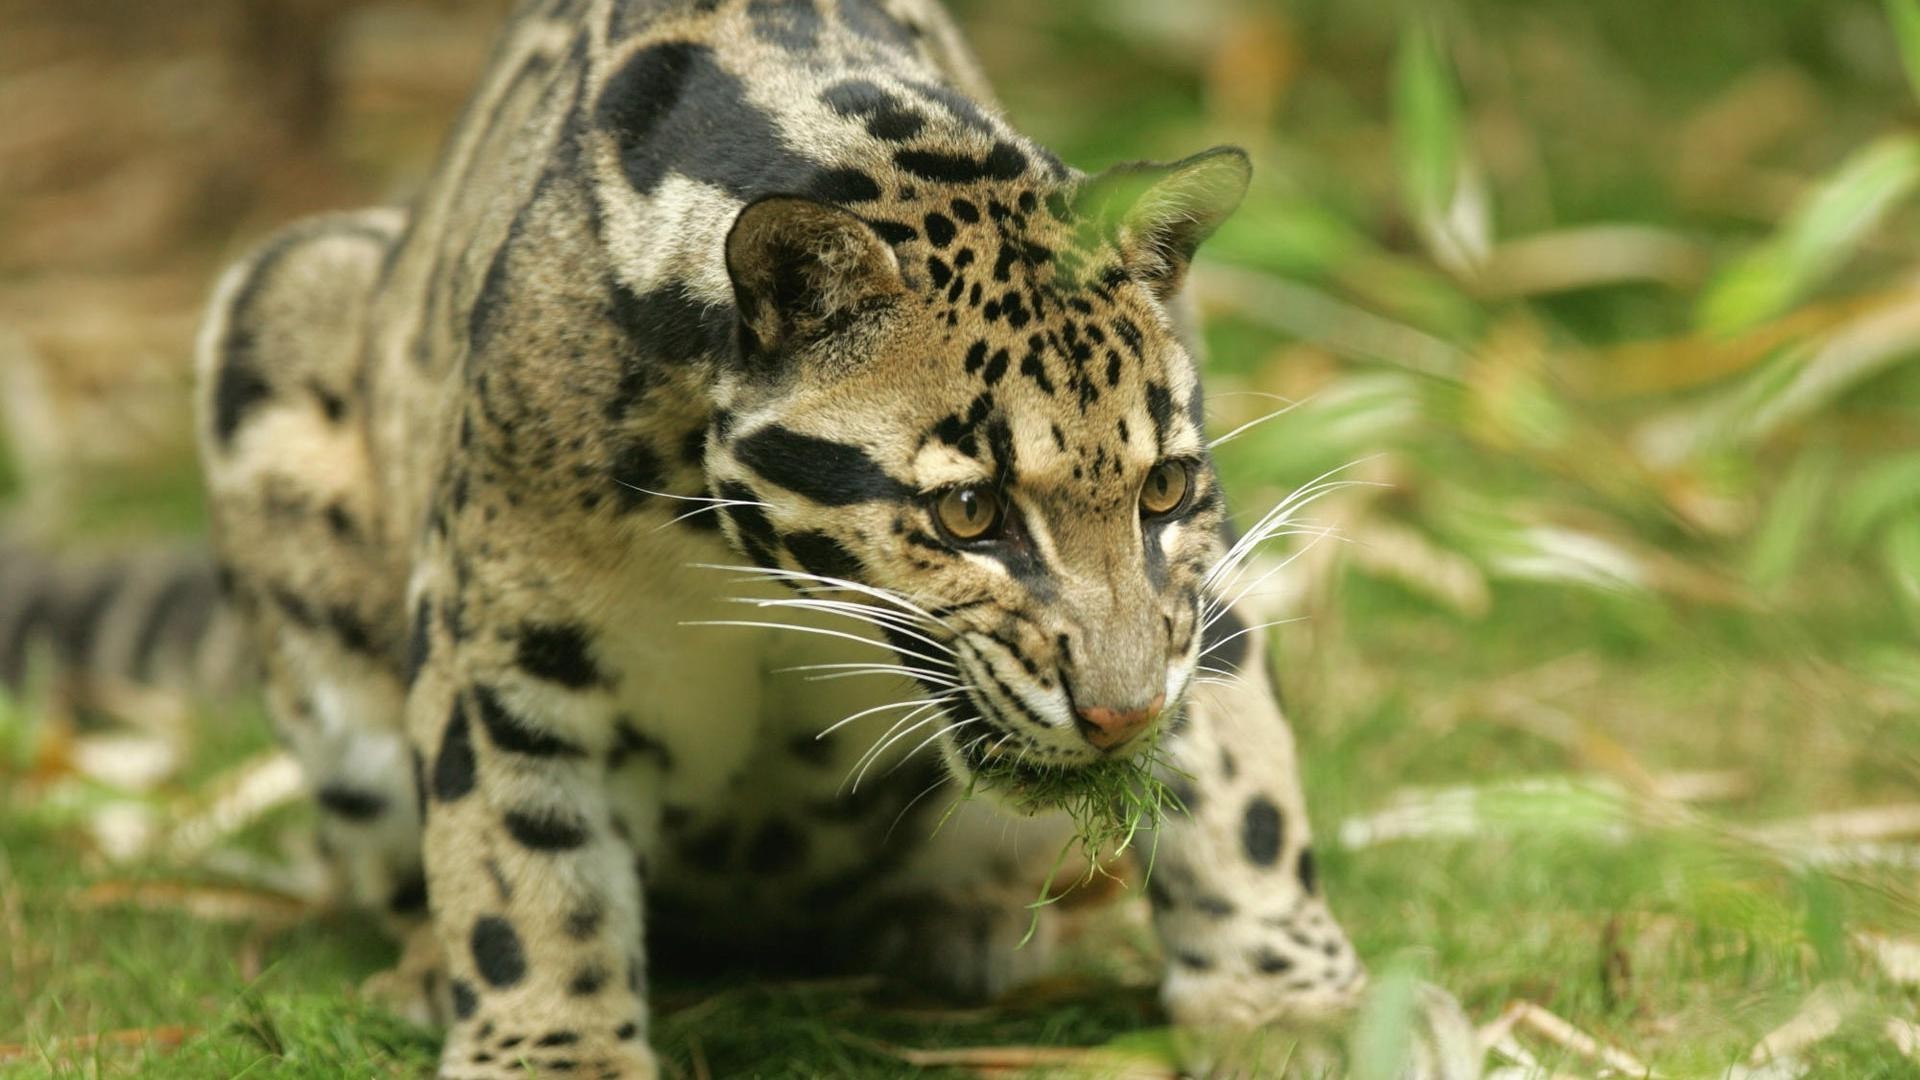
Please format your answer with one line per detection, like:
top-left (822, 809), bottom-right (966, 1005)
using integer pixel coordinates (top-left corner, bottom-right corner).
top-left (934, 486), bottom-right (1004, 542)
top-left (1140, 461), bottom-right (1192, 517)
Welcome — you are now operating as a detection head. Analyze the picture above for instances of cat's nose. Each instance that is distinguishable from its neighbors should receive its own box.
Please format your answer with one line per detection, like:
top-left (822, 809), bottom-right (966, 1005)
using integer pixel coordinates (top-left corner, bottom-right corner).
top-left (1074, 693), bottom-right (1165, 751)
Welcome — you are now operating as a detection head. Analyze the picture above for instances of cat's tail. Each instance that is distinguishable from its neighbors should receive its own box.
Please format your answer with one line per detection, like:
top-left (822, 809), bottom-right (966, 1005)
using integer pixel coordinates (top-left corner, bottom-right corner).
top-left (0, 529), bottom-right (251, 700)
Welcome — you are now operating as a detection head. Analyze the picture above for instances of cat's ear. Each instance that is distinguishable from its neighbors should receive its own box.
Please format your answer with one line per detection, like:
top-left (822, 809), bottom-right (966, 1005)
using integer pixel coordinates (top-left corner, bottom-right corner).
top-left (1074, 147), bottom-right (1251, 300)
top-left (724, 196), bottom-right (907, 358)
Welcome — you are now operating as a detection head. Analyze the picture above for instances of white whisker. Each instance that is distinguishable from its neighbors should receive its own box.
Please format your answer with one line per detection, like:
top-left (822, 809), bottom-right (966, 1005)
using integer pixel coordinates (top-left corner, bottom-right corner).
top-left (1206, 394), bottom-right (1313, 450)
top-left (694, 563), bottom-right (955, 631)
top-left (817, 691), bottom-right (964, 740)
top-left (682, 619), bottom-right (951, 669)
top-left (731, 596), bottom-right (955, 656)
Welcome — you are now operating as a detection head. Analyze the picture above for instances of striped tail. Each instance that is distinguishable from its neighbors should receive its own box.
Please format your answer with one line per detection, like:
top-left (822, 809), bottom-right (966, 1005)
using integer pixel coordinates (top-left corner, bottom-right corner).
top-left (0, 530), bottom-right (251, 700)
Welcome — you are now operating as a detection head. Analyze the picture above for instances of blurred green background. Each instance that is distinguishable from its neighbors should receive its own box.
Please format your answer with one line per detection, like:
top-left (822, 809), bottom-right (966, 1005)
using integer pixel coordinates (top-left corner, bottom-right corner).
top-left (4, 0), bottom-right (1920, 1074)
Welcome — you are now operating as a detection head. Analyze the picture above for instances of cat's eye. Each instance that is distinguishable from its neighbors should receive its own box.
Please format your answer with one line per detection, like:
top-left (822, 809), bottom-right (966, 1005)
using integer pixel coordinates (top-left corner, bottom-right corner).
top-left (1140, 461), bottom-right (1193, 517)
top-left (933, 486), bottom-right (1004, 543)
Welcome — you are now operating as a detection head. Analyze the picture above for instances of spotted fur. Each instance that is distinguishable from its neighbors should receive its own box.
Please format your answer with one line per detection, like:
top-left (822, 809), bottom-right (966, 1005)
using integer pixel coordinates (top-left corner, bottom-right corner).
top-left (193, 1), bottom-right (1364, 1075)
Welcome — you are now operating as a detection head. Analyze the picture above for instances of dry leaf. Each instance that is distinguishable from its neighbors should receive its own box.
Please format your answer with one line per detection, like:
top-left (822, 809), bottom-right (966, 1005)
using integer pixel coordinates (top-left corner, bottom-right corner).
top-left (850, 1033), bottom-right (1174, 1080)
top-left (0, 1024), bottom-right (195, 1064)
top-left (78, 879), bottom-right (319, 926)
top-left (1481, 1001), bottom-right (1651, 1077)
top-left (166, 751), bottom-right (306, 859)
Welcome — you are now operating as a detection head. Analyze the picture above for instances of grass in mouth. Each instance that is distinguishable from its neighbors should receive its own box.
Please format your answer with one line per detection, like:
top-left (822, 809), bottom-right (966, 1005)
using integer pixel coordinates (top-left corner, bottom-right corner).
top-left (946, 733), bottom-right (1189, 945)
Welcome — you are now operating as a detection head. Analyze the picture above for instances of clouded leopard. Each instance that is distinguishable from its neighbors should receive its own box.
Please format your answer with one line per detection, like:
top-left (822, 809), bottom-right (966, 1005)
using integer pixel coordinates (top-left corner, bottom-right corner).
top-left (192, 0), bottom-right (1372, 1074)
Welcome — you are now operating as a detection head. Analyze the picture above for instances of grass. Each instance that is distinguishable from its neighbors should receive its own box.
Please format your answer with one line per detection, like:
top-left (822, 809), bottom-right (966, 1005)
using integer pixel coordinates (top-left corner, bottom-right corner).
top-left (954, 732), bottom-right (1187, 946)
top-left (7, 0), bottom-right (1920, 1075)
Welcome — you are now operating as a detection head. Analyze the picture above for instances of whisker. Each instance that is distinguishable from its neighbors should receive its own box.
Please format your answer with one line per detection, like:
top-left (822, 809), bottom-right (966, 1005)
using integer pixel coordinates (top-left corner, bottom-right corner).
top-left (849, 704), bottom-right (952, 791)
top-left (682, 619), bottom-right (951, 669)
top-left (1196, 616), bottom-right (1304, 659)
top-left (731, 596), bottom-right (955, 656)
top-left (775, 661), bottom-right (960, 687)
top-left (886, 772), bottom-right (959, 842)
top-left (889, 717), bottom-right (980, 779)
top-left (818, 691), bottom-right (964, 740)
top-left (1206, 393), bottom-right (1313, 450)
top-left (1204, 529), bottom-right (1346, 630)
top-left (1202, 458), bottom-right (1383, 589)
top-left (619, 482), bottom-right (771, 508)
top-left (694, 563), bottom-right (955, 631)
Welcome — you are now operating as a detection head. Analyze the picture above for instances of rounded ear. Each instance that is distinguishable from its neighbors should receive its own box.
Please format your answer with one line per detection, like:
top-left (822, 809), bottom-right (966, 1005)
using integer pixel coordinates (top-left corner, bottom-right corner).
top-left (724, 196), bottom-right (906, 358)
top-left (1074, 146), bottom-right (1251, 300)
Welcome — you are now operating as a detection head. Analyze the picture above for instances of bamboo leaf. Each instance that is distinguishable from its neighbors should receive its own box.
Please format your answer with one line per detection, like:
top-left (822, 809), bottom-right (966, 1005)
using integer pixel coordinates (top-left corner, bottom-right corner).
top-left (1698, 135), bottom-right (1920, 335)
top-left (1393, 24), bottom-right (1461, 225)
top-left (1887, 0), bottom-right (1920, 104)
top-left (1745, 447), bottom-right (1835, 590)
top-left (1835, 451), bottom-right (1920, 547)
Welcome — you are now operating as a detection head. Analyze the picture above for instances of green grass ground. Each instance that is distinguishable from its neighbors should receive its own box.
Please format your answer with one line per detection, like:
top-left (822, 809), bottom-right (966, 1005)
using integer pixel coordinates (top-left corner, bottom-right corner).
top-left (6, 0), bottom-right (1920, 1075)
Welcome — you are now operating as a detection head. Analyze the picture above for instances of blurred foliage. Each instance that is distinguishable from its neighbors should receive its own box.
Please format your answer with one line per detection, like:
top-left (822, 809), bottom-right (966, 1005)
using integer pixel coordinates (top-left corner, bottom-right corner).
top-left (5, 0), bottom-right (1920, 1074)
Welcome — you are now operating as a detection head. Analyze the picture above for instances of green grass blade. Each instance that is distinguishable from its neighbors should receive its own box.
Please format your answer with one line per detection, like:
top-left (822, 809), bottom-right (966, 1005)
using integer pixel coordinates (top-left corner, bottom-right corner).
top-left (1886, 0), bottom-right (1920, 103)
top-left (1393, 24), bottom-right (1461, 224)
top-left (1697, 135), bottom-right (1920, 336)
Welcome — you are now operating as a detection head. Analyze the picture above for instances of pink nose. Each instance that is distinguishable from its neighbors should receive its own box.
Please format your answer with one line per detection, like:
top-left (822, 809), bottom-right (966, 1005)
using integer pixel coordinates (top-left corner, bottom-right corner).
top-left (1075, 693), bottom-right (1165, 751)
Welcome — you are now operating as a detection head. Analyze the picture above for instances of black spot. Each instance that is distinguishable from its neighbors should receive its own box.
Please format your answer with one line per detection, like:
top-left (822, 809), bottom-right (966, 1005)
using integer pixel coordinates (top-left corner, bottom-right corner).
top-left (1297, 847), bottom-right (1318, 895)
top-left (433, 699), bottom-right (478, 801)
top-left (718, 480), bottom-right (779, 567)
top-left (566, 903), bottom-right (604, 941)
top-left (598, 42), bottom-right (829, 203)
top-left (924, 212), bottom-right (956, 247)
top-left (212, 351), bottom-right (273, 449)
top-left (405, 598), bottom-right (433, 687)
top-left (810, 167), bottom-right (882, 203)
top-left (609, 719), bottom-right (676, 772)
top-left (316, 784), bottom-right (387, 821)
top-left (1174, 951), bottom-right (1214, 972)
top-left (1242, 796), bottom-right (1284, 867)
top-left (595, 42), bottom-right (699, 192)
top-left (864, 219), bottom-right (918, 246)
top-left (905, 79), bottom-right (997, 134)
top-left (982, 348), bottom-right (1009, 386)
top-left (1019, 350), bottom-right (1055, 395)
top-left (950, 198), bottom-right (980, 223)
top-left (1253, 948), bottom-right (1294, 975)
top-left (821, 79), bottom-right (925, 142)
top-left (326, 604), bottom-right (378, 656)
top-left (784, 530), bottom-right (864, 582)
top-left (1194, 895), bottom-right (1236, 918)
top-left (389, 872), bottom-right (428, 914)
top-left (536, 1032), bottom-right (581, 1048)
top-left (323, 503), bottom-right (356, 540)
top-left (311, 382), bottom-right (347, 422)
top-left (747, 0), bottom-right (821, 50)
top-left (788, 732), bottom-right (836, 767)
top-left (514, 622), bottom-right (609, 689)
top-left (964, 341), bottom-right (988, 373)
top-left (451, 979), bottom-right (479, 1019)
top-left (733, 425), bottom-right (909, 506)
top-left (504, 808), bottom-right (592, 851)
top-left (615, 1022), bottom-right (640, 1041)
top-left (894, 142), bottom-right (1028, 185)
top-left (745, 818), bottom-right (807, 875)
top-left (1144, 381), bottom-right (1177, 452)
top-left (840, 0), bottom-right (916, 49)
top-left (473, 684), bottom-right (588, 758)
top-left (471, 916), bottom-right (528, 988)
top-left (926, 256), bottom-right (953, 288)
top-left (610, 440), bottom-right (665, 512)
